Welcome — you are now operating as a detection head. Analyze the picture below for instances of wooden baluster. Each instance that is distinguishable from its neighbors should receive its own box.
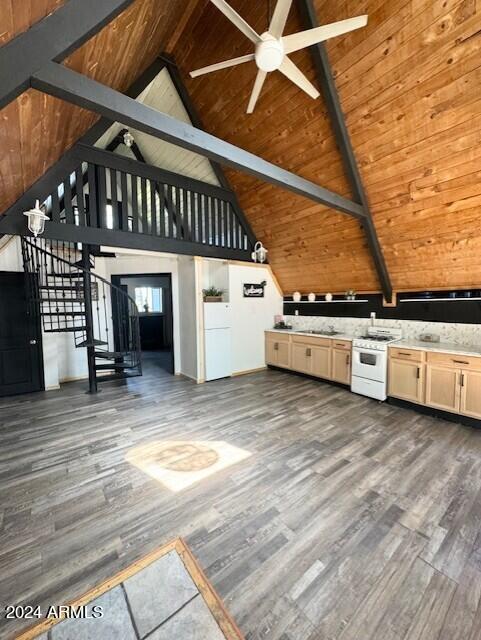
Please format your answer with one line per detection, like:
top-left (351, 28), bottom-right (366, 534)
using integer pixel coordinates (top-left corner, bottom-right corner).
top-left (75, 165), bottom-right (86, 226)
top-left (120, 171), bottom-right (129, 231)
top-left (131, 174), bottom-right (139, 233)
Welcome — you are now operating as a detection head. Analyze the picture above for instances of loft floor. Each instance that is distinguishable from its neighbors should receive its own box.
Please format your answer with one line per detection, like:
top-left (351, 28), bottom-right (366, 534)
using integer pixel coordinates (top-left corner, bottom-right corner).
top-left (0, 368), bottom-right (480, 640)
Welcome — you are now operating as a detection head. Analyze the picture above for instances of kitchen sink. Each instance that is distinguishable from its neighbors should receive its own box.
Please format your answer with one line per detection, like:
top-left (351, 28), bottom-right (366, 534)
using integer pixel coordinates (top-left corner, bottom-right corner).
top-left (298, 329), bottom-right (340, 336)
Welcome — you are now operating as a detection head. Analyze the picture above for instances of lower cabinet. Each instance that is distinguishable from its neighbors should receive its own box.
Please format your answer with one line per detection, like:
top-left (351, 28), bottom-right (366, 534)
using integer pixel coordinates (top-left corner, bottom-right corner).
top-left (460, 370), bottom-right (481, 418)
top-left (291, 343), bottom-right (312, 374)
top-left (425, 365), bottom-right (459, 413)
top-left (331, 347), bottom-right (351, 385)
top-left (265, 332), bottom-right (350, 384)
top-left (311, 344), bottom-right (332, 379)
top-left (388, 358), bottom-right (424, 404)
top-left (265, 333), bottom-right (290, 369)
top-left (387, 348), bottom-right (481, 421)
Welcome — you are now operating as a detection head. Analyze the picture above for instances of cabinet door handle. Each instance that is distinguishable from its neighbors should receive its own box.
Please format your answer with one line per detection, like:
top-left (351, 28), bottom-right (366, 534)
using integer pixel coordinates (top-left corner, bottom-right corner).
top-left (453, 359), bottom-right (469, 365)
top-left (398, 352), bottom-right (412, 356)
top-left (274, 342), bottom-right (279, 351)
top-left (460, 373), bottom-right (465, 387)
top-left (416, 366), bottom-right (420, 379)
top-left (346, 354), bottom-right (350, 366)
top-left (306, 348), bottom-right (311, 357)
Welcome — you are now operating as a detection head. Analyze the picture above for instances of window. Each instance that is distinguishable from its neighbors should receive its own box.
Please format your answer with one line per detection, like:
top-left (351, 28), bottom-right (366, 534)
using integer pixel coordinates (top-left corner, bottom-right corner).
top-left (135, 287), bottom-right (163, 313)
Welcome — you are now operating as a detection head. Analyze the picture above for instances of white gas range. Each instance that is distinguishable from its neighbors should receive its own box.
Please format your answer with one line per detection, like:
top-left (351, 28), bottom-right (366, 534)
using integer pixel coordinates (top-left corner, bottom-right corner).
top-left (351, 327), bottom-right (403, 401)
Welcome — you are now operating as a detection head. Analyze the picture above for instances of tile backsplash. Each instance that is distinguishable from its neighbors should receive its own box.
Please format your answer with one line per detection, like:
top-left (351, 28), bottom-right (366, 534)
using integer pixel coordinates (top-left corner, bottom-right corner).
top-left (284, 315), bottom-right (481, 346)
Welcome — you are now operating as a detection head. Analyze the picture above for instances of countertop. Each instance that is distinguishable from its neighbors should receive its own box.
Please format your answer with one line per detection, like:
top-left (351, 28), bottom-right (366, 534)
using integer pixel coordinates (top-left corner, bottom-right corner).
top-left (391, 339), bottom-right (481, 358)
top-left (266, 329), bottom-right (481, 358)
top-left (266, 328), bottom-right (355, 341)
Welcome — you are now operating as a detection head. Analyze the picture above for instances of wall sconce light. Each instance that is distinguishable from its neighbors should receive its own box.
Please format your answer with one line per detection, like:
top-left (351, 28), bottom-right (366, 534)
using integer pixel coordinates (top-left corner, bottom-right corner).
top-left (123, 130), bottom-right (135, 147)
top-left (251, 241), bottom-right (268, 263)
top-left (23, 200), bottom-right (49, 237)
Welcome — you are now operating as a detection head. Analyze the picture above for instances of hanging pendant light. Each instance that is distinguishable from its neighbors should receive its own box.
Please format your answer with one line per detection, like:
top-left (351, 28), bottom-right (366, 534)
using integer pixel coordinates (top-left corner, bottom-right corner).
top-left (23, 200), bottom-right (49, 237)
top-left (123, 130), bottom-right (135, 148)
top-left (251, 241), bottom-right (268, 263)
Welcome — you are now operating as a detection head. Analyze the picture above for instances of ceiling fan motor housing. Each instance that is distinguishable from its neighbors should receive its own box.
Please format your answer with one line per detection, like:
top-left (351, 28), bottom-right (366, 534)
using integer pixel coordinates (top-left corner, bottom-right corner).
top-left (255, 33), bottom-right (284, 71)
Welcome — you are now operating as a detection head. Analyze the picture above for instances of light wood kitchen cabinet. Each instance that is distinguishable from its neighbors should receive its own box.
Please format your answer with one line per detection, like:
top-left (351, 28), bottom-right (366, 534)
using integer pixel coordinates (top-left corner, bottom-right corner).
top-left (265, 332), bottom-right (290, 369)
top-left (460, 370), bottom-right (481, 419)
top-left (311, 344), bottom-right (332, 379)
top-left (291, 343), bottom-right (312, 374)
top-left (388, 358), bottom-right (424, 404)
top-left (425, 365), bottom-right (459, 413)
top-left (265, 332), bottom-right (350, 384)
top-left (331, 346), bottom-right (351, 384)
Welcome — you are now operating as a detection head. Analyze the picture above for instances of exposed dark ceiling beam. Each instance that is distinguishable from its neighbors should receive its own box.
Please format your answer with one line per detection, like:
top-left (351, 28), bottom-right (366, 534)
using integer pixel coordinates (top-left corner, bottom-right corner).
top-left (31, 61), bottom-right (367, 220)
top-left (0, 58), bottom-right (165, 235)
top-left (159, 53), bottom-right (257, 249)
top-left (298, 0), bottom-right (393, 303)
top-left (0, 0), bottom-right (134, 110)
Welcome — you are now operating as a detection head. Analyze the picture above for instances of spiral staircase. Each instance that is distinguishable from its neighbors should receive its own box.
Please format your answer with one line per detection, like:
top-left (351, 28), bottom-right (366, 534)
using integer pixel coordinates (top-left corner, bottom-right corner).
top-left (21, 237), bottom-right (142, 392)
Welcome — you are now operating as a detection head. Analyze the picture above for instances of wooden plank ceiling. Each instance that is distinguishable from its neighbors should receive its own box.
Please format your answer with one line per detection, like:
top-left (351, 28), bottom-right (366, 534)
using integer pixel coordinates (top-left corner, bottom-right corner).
top-left (1, 0), bottom-right (481, 294)
top-left (172, 0), bottom-right (481, 294)
top-left (0, 0), bottom-right (192, 220)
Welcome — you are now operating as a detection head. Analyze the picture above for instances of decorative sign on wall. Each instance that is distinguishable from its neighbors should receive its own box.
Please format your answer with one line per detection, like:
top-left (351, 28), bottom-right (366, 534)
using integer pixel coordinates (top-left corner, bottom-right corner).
top-left (243, 281), bottom-right (266, 298)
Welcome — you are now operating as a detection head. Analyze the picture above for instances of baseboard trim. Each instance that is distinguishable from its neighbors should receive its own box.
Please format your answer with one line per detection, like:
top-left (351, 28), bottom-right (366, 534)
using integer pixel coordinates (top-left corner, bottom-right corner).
top-left (387, 397), bottom-right (481, 429)
top-left (232, 366), bottom-right (267, 377)
top-left (267, 365), bottom-right (350, 390)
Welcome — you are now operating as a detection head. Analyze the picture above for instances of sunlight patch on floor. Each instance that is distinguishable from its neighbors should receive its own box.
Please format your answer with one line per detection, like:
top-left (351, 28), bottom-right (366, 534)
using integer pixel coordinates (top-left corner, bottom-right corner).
top-left (126, 440), bottom-right (252, 492)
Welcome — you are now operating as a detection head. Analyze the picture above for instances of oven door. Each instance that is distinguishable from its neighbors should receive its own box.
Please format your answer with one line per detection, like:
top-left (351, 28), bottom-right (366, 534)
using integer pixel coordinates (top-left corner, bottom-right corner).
top-left (352, 347), bottom-right (387, 382)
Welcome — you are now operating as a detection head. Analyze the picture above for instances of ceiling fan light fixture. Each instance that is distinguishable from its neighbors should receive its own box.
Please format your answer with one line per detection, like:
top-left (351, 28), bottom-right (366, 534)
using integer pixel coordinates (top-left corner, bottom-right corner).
top-left (255, 35), bottom-right (284, 72)
top-left (190, 0), bottom-right (368, 113)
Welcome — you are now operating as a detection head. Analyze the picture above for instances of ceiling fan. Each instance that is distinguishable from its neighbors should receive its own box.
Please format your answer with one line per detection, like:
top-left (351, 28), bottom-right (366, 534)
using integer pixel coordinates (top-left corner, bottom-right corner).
top-left (190, 0), bottom-right (368, 113)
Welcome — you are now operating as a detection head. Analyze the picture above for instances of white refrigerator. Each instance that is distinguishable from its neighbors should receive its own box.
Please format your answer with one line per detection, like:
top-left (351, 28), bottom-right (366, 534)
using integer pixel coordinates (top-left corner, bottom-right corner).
top-left (204, 303), bottom-right (232, 381)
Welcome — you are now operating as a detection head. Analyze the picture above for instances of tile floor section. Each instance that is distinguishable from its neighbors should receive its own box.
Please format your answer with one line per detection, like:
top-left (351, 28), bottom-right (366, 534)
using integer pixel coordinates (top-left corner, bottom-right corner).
top-left (36, 551), bottom-right (225, 640)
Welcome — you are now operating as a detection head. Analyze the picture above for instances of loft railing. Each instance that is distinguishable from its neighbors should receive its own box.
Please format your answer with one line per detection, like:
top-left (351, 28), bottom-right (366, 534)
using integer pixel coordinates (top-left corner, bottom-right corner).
top-left (38, 144), bottom-right (252, 256)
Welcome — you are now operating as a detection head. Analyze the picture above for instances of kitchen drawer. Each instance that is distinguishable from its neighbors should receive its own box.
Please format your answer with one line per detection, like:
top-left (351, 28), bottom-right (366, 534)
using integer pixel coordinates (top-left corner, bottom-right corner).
top-left (291, 334), bottom-right (331, 347)
top-left (265, 331), bottom-right (290, 343)
top-left (389, 347), bottom-right (425, 362)
top-left (426, 352), bottom-right (481, 370)
top-left (332, 339), bottom-right (351, 351)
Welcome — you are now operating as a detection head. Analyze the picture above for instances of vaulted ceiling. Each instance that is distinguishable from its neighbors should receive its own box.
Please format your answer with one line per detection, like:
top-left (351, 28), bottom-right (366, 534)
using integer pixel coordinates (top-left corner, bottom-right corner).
top-left (1, 0), bottom-right (481, 295)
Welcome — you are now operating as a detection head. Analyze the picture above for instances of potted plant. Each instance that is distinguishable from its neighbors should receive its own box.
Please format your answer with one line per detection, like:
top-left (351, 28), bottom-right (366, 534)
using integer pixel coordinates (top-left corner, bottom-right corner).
top-left (203, 286), bottom-right (224, 302)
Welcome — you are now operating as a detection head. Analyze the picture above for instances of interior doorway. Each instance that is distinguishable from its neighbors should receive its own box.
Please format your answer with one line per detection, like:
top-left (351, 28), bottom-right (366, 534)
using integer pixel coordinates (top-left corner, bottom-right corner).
top-left (0, 271), bottom-right (44, 396)
top-left (111, 273), bottom-right (174, 375)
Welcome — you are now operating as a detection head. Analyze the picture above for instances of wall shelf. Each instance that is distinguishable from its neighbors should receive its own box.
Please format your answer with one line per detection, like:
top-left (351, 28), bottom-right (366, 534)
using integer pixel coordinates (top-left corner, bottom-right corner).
top-left (284, 299), bottom-right (369, 304)
top-left (400, 297), bottom-right (481, 303)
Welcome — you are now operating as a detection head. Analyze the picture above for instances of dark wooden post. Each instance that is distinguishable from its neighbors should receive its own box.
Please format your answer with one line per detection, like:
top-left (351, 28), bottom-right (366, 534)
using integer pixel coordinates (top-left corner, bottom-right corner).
top-left (82, 244), bottom-right (98, 393)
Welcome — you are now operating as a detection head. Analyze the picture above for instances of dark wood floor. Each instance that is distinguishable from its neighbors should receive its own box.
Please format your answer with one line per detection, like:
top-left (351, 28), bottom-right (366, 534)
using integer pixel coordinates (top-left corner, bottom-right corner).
top-left (1, 366), bottom-right (481, 640)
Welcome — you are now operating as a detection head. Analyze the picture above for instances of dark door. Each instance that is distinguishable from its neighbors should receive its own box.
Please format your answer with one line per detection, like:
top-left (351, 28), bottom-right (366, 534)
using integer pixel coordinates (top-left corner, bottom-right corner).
top-left (0, 272), bottom-right (44, 396)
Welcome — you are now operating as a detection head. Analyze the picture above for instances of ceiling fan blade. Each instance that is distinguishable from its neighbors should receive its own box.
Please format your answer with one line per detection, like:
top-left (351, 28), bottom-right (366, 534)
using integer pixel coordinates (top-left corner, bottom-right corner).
top-left (268, 0), bottom-right (294, 38)
top-left (282, 15), bottom-right (368, 54)
top-left (247, 70), bottom-right (268, 113)
top-left (210, 0), bottom-right (260, 43)
top-left (190, 53), bottom-right (255, 78)
top-left (278, 57), bottom-right (319, 99)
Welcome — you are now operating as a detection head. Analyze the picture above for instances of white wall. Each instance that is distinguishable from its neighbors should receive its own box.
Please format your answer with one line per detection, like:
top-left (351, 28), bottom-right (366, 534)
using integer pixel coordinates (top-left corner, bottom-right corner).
top-left (97, 251), bottom-right (181, 374)
top-left (227, 263), bottom-right (283, 374)
top-left (177, 256), bottom-right (198, 380)
top-left (0, 237), bottom-right (283, 388)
